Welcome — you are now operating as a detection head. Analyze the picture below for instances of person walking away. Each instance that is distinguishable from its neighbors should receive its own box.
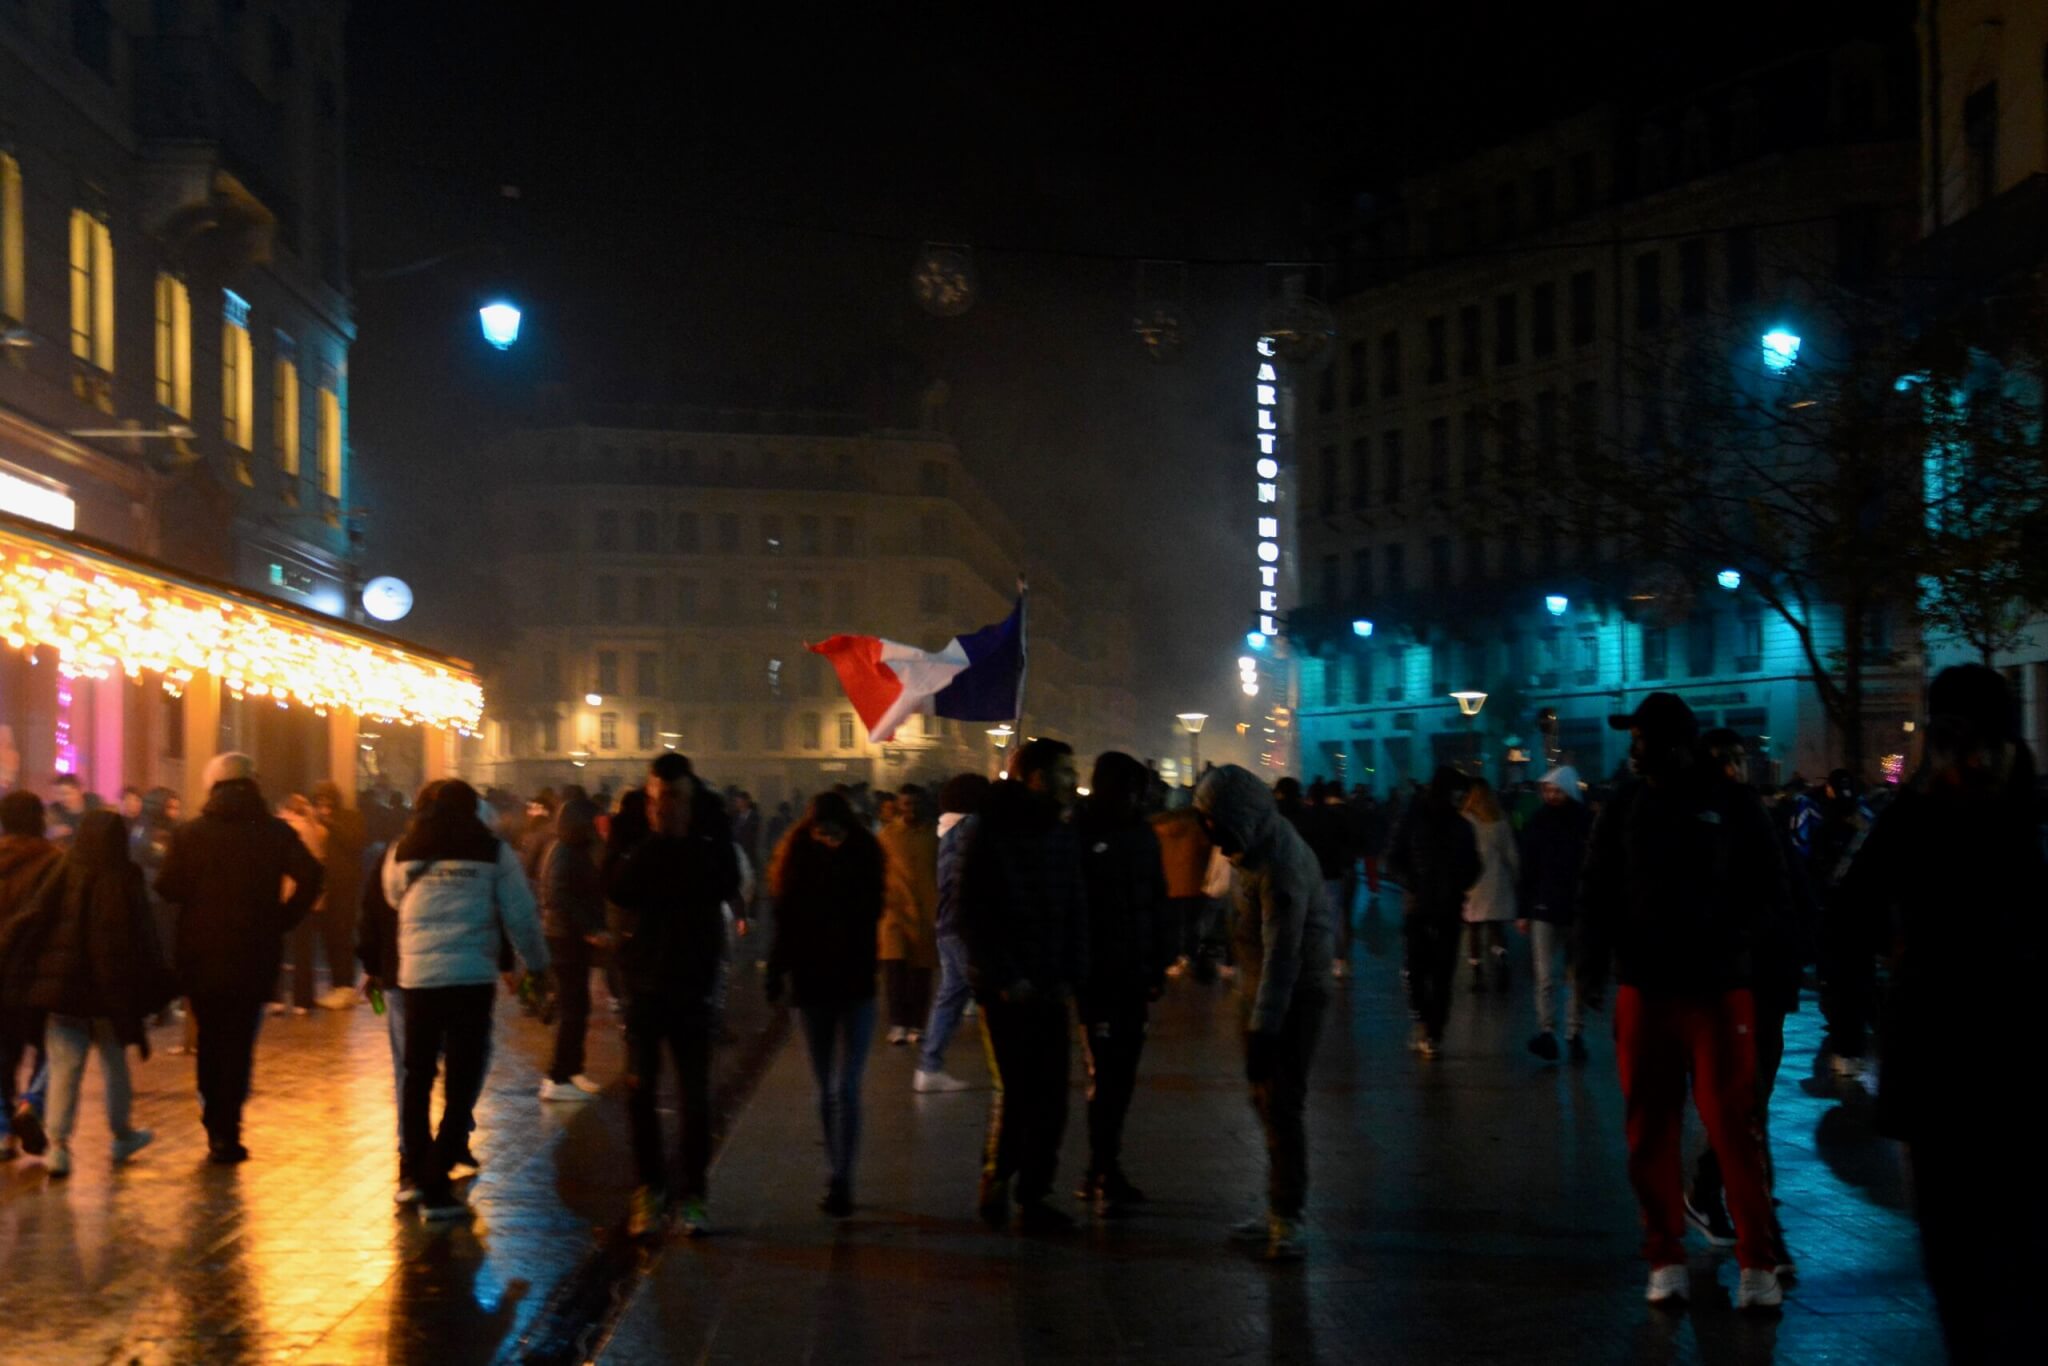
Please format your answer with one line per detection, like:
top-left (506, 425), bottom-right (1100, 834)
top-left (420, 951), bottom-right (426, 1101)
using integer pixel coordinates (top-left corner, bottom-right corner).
top-left (538, 796), bottom-right (607, 1101)
top-left (0, 811), bottom-right (174, 1175)
top-left (312, 782), bottom-right (367, 1010)
top-left (606, 753), bottom-right (739, 1239)
top-left (356, 784), bottom-right (424, 1202)
top-left (958, 738), bottom-right (1088, 1235)
top-left (1074, 752), bottom-right (1172, 1216)
top-left (1576, 693), bottom-right (1791, 1310)
top-left (878, 785), bottom-right (939, 1045)
top-left (154, 754), bottom-right (323, 1163)
top-left (1516, 766), bottom-right (1591, 1062)
top-left (912, 773), bottom-right (990, 1093)
top-left (599, 789), bottom-right (651, 1016)
top-left (1195, 764), bottom-right (1334, 1262)
top-left (1386, 768), bottom-right (1480, 1057)
top-left (0, 791), bottom-right (62, 1161)
top-left (1828, 665), bottom-right (2044, 1363)
top-left (765, 792), bottom-right (885, 1216)
top-left (274, 794), bottom-right (328, 1016)
top-left (1354, 792), bottom-right (1390, 910)
top-left (1151, 804), bottom-right (1221, 981)
top-left (1461, 778), bottom-right (1519, 993)
top-left (382, 780), bottom-right (548, 1220)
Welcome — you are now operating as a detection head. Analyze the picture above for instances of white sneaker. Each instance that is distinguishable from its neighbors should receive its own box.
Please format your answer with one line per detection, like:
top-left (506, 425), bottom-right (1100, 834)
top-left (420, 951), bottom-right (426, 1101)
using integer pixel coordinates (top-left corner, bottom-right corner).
top-left (963, 1001), bottom-right (979, 1019)
top-left (539, 1078), bottom-right (594, 1102)
top-left (886, 1026), bottom-right (909, 1045)
top-left (112, 1129), bottom-right (155, 1164)
top-left (1646, 1264), bottom-right (1688, 1304)
top-left (569, 1074), bottom-right (603, 1094)
top-left (913, 1068), bottom-right (971, 1094)
top-left (906, 1029), bottom-right (922, 1044)
top-left (1736, 1268), bottom-right (1784, 1309)
top-left (1166, 957), bottom-right (1189, 980)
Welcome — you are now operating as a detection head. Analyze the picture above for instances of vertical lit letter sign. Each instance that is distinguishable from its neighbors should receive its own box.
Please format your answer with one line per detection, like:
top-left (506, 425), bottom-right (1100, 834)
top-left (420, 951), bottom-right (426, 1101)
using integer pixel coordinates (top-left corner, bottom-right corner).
top-left (1254, 337), bottom-right (1280, 641)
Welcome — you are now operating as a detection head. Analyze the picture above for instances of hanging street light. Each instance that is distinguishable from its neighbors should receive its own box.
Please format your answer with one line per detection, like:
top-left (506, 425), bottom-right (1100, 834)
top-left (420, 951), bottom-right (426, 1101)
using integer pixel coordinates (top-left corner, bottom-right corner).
top-left (1450, 690), bottom-right (1489, 718)
top-left (478, 300), bottom-right (523, 350)
top-left (1176, 712), bottom-right (1208, 789)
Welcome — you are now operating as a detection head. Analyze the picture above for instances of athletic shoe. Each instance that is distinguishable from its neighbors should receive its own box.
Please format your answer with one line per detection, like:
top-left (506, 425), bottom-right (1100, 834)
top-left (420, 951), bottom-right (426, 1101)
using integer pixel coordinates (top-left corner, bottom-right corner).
top-left (570, 1074), bottom-right (603, 1094)
top-left (1416, 1036), bottom-right (1440, 1059)
top-left (12, 1101), bottom-right (47, 1156)
top-left (395, 1183), bottom-right (421, 1206)
top-left (1736, 1267), bottom-right (1784, 1309)
top-left (1646, 1264), bottom-right (1688, 1304)
top-left (1165, 957), bottom-right (1189, 979)
top-left (963, 1000), bottom-right (979, 1019)
top-left (1096, 1172), bottom-right (1146, 1216)
top-left (906, 1029), bottom-right (922, 1044)
top-left (421, 1191), bottom-right (471, 1222)
top-left (1230, 1213), bottom-right (1272, 1244)
top-left (627, 1186), bottom-right (664, 1239)
top-left (290, 1006), bottom-right (311, 1018)
top-left (266, 1002), bottom-right (289, 1017)
top-left (913, 1068), bottom-right (971, 1094)
top-left (449, 1149), bottom-right (481, 1179)
top-left (886, 1026), bottom-right (909, 1046)
top-left (1568, 1034), bottom-right (1589, 1063)
top-left (207, 1142), bottom-right (250, 1164)
top-left (677, 1198), bottom-right (710, 1238)
top-left (1265, 1217), bottom-right (1306, 1262)
top-left (112, 1129), bottom-right (155, 1164)
top-left (539, 1078), bottom-right (594, 1103)
top-left (1685, 1192), bottom-right (1739, 1248)
top-left (1016, 1200), bottom-right (1077, 1234)
top-left (1527, 1031), bottom-right (1560, 1062)
top-left (46, 1143), bottom-right (71, 1177)
top-left (1330, 959), bottom-right (1349, 980)
top-left (319, 986), bottom-right (360, 1010)
top-left (977, 1173), bottom-right (1011, 1229)
top-left (820, 1180), bottom-right (853, 1218)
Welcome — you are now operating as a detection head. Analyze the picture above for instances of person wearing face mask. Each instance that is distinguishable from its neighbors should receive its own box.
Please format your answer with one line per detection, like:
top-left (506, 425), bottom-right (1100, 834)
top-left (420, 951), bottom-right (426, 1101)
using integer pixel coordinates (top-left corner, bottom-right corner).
top-left (1830, 666), bottom-right (2044, 1365)
top-left (1576, 693), bottom-right (1793, 1311)
top-left (1194, 763), bottom-right (1334, 1263)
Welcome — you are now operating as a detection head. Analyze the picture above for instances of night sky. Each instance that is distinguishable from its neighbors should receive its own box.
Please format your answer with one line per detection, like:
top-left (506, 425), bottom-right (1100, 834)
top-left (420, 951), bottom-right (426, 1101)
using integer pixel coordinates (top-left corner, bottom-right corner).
top-left (343, 2), bottom-right (1880, 761)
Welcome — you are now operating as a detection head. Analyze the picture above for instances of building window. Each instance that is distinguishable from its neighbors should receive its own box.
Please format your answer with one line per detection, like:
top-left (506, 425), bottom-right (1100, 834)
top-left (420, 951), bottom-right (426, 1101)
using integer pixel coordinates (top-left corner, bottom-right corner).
top-left (1381, 430), bottom-right (1405, 505)
top-left (761, 514), bottom-right (784, 555)
top-left (1640, 626), bottom-right (1669, 681)
top-left (1315, 360), bottom-right (1335, 413)
top-left (1320, 554), bottom-right (1341, 606)
top-left (1386, 646), bottom-right (1408, 701)
top-left (1462, 408), bottom-right (1485, 488)
top-left (797, 514), bottom-right (821, 555)
top-left (919, 512), bottom-right (949, 554)
top-left (1530, 166), bottom-right (1556, 228)
top-left (1680, 238), bottom-right (1707, 315)
top-left (1383, 542), bottom-right (1405, 592)
top-left (1346, 339), bottom-right (1367, 406)
top-left (1427, 417), bottom-right (1450, 496)
top-left (272, 343), bottom-right (299, 477)
top-left (153, 275), bottom-right (192, 415)
top-left (1963, 82), bottom-right (1999, 211)
top-left (637, 712), bottom-right (657, 750)
top-left (221, 291), bottom-right (254, 448)
top-left (0, 152), bottom-right (22, 323)
top-left (800, 653), bottom-right (825, 698)
top-left (716, 513), bottom-right (741, 552)
top-left (1570, 380), bottom-right (1599, 467)
top-left (1738, 607), bottom-right (1763, 667)
top-left (1322, 655), bottom-right (1342, 707)
top-left (763, 712), bottom-right (784, 751)
top-left (919, 572), bottom-right (950, 615)
top-left (766, 656), bottom-right (784, 699)
top-left (721, 713), bottom-right (742, 751)
top-left (593, 510), bottom-right (620, 551)
top-left (1570, 151), bottom-right (1597, 215)
top-left (1352, 548), bottom-right (1373, 598)
top-left (798, 580), bottom-right (822, 621)
top-left (633, 576), bottom-right (656, 623)
top-left (633, 509), bottom-right (659, 552)
top-left (1464, 533), bottom-right (1487, 584)
top-left (1569, 270), bottom-right (1595, 346)
top-left (801, 712), bottom-right (822, 750)
top-left (595, 577), bottom-right (619, 622)
top-left (1351, 650), bottom-right (1372, 705)
top-left (1429, 535), bottom-right (1453, 588)
top-left (676, 512), bottom-right (702, 553)
top-left (1493, 293), bottom-right (1519, 365)
top-left (317, 384), bottom-right (342, 499)
top-left (1457, 305), bottom-right (1480, 377)
top-left (541, 715), bottom-right (560, 752)
top-left (1497, 399), bottom-right (1522, 476)
top-left (833, 516), bottom-right (859, 554)
top-left (1726, 226), bottom-right (1757, 303)
top-left (541, 651), bottom-right (560, 694)
top-left (833, 581), bottom-right (856, 621)
top-left (838, 713), bottom-right (857, 750)
top-left (1348, 438), bottom-right (1370, 509)
top-left (1531, 281), bottom-right (1556, 358)
top-left (600, 712), bottom-right (619, 750)
top-left (1634, 252), bottom-right (1662, 331)
top-left (763, 583), bottom-right (781, 617)
top-left (1686, 613), bottom-right (1715, 677)
top-left (67, 209), bottom-right (115, 384)
top-left (676, 579), bottom-right (699, 621)
top-left (1379, 330), bottom-right (1402, 398)
top-left (1425, 315), bottom-right (1447, 383)
top-left (596, 650), bottom-right (620, 695)
top-left (1535, 389), bottom-right (1559, 471)
top-left (1495, 181), bottom-right (1519, 239)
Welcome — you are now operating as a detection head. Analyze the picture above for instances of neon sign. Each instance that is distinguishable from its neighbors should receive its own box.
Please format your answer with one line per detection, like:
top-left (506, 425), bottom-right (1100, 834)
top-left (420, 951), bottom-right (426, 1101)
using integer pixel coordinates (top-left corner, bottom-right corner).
top-left (1254, 339), bottom-right (1279, 642)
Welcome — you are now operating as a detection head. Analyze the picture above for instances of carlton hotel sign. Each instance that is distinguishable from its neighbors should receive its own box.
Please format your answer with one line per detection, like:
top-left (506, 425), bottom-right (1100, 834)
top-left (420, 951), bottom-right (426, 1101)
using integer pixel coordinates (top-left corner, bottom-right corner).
top-left (1253, 338), bottom-right (1280, 643)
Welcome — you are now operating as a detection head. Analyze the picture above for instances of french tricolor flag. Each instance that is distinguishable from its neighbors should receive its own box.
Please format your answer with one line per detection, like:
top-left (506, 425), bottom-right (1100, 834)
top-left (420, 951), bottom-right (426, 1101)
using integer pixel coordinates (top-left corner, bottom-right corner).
top-left (809, 598), bottom-right (1027, 743)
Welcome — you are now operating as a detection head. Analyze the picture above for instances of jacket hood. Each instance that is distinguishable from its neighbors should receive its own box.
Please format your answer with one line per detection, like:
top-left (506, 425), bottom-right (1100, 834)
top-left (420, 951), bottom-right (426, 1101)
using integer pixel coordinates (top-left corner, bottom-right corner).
top-left (0, 834), bottom-right (56, 877)
top-left (204, 777), bottom-right (270, 821)
top-left (1541, 766), bottom-right (1583, 801)
top-left (1194, 764), bottom-right (1282, 861)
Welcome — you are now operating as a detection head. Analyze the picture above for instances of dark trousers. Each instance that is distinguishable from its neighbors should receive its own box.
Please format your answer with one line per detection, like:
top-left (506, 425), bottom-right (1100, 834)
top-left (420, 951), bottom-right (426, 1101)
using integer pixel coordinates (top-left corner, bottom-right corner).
top-left (2, 1008), bottom-right (44, 1123)
top-left (1692, 1005), bottom-right (1788, 1239)
top-left (548, 934), bottom-right (593, 1083)
top-left (1250, 989), bottom-right (1327, 1220)
top-left (881, 960), bottom-right (933, 1032)
top-left (400, 983), bottom-right (495, 1198)
top-left (189, 992), bottom-right (266, 1147)
top-left (1404, 913), bottom-right (1462, 1041)
top-left (979, 996), bottom-right (1071, 1204)
top-left (626, 995), bottom-right (714, 1199)
top-left (321, 895), bottom-right (357, 997)
top-left (281, 918), bottom-right (318, 1008)
top-left (1914, 1129), bottom-right (2047, 1365)
top-left (1079, 1000), bottom-right (1147, 1180)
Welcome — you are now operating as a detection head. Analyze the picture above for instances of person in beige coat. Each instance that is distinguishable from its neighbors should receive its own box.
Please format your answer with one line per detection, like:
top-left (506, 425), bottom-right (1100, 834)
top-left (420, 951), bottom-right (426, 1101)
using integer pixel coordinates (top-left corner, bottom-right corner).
top-left (877, 786), bottom-right (940, 1044)
top-left (1461, 778), bottom-right (1520, 993)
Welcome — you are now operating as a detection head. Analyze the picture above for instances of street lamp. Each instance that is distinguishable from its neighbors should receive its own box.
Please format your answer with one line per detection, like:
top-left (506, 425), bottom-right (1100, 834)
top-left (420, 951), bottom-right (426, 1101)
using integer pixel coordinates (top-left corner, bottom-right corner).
top-left (1450, 690), bottom-right (1488, 718)
top-left (1761, 328), bottom-right (1801, 374)
top-left (987, 723), bottom-right (1015, 778)
top-left (1351, 619), bottom-right (1374, 638)
top-left (1717, 568), bottom-right (1742, 591)
top-left (1544, 594), bottom-right (1569, 617)
top-left (1177, 712), bottom-right (1208, 788)
top-left (478, 300), bottom-right (523, 350)
top-left (584, 692), bottom-right (603, 707)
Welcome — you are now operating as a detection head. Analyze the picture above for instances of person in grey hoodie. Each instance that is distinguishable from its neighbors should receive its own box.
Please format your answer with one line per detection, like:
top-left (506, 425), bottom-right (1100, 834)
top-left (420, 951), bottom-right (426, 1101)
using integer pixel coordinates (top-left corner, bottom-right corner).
top-left (1194, 764), bottom-right (1333, 1262)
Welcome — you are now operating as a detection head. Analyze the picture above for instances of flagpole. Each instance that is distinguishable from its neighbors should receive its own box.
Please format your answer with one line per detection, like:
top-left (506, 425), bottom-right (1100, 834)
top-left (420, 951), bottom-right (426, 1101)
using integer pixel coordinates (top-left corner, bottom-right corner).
top-left (1012, 576), bottom-right (1030, 740)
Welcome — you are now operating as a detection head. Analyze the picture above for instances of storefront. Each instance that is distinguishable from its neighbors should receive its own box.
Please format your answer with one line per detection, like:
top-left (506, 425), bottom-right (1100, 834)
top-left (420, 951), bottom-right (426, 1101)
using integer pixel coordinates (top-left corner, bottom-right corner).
top-left (0, 511), bottom-right (481, 813)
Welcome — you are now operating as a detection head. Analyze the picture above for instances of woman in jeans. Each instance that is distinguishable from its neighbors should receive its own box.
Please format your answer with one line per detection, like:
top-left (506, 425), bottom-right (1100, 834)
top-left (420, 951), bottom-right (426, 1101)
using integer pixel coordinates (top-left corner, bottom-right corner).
top-left (1, 810), bottom-right (172, 1176)
top-left (765, 792), bottom-right (885, 1217)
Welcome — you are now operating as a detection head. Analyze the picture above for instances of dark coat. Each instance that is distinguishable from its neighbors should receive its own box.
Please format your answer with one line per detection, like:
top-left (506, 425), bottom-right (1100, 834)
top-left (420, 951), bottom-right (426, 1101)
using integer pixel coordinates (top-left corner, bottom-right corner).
top-left (0, 834), bottom-right (62, 930)
top-left (1386, 797), bottom-right (1480, 924)
top-left (1075, 803), bottom-right (1172, 1019)
top-left (1517, 799), bottom-right (1593, 925)
top-left (356, 840), bottom-right (399, 982)
top-left (956, 780), bottom-right (1087, 1002)
top-left (604, 793), bottom-right (740, 1004)
top-left (321, 804), bottom-right (367, 925)
top-left (765, 833), bottom-right (885, 1009)
top-left (154, 778), bottom-right (324, 999)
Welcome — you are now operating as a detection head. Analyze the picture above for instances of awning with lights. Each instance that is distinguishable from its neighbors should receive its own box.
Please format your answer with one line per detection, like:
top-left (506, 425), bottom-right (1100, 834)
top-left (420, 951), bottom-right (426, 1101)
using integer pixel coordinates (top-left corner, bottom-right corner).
top-left (0, 512), bottom-right (482, 732)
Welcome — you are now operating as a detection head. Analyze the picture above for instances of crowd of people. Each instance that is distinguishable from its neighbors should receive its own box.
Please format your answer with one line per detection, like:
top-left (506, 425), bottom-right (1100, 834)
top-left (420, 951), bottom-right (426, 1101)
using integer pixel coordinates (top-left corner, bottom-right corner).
top-left (0, 663), bottom-right (2039, 1363)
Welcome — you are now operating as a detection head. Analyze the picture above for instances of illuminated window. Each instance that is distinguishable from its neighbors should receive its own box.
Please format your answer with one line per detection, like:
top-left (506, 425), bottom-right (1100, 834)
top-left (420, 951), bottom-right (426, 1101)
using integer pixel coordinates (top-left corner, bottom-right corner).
top-left (68, 208), bottom-right (116, 373)
top-left (273, 341), bottom-right (299, 476)
top-left (838, 713), bottom-right (856, 750)
top-left (222, 291), bottom-right (254, 448)
top-left (317, 383), bottom-right (342, 498)
top-left (600, 712), bottom-right (618, 750)
top-left (153, 274), bottom-right (192, 416)
top-left (2, 152), bottom-right (24, 323)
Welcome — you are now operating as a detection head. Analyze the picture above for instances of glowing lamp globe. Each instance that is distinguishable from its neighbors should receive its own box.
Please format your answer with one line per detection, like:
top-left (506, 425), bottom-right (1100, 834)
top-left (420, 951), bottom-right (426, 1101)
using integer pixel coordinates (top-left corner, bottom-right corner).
top-left (360, 576), bottom-right (413, 623)
top-left (1352, 619), bottom-right (1374, 638)
top-left (1761, 329), bottom-right (1801, 374)
top-left (478, 301), bottom-right (523, 350)
top-left (1246, 631), bottom-right (1268, 650)
top-left (1717, 569), bottom-right (1742, 591)
top-left (1545, 594), bottom-right (1569, 617)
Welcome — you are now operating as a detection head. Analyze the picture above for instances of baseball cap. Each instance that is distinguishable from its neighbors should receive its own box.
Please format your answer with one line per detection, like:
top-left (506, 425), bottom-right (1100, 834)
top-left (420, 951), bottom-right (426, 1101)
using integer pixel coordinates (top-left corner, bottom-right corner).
top-left (1607, 691), bottom-right (1698, 740)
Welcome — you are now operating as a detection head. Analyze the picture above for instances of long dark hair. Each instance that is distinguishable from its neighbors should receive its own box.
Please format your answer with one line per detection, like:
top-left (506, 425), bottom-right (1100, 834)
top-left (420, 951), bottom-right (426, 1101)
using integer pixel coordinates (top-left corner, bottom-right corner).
top-left (769, 791), bottom-right (881, 901)
top-left (392, 779), bottom-right (497, 863)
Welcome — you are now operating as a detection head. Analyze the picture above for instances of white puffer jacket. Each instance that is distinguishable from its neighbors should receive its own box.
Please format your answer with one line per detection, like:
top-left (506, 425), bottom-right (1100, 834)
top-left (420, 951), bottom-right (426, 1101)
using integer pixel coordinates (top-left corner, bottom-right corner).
top-left (383, 839), bottom-right (549, 990)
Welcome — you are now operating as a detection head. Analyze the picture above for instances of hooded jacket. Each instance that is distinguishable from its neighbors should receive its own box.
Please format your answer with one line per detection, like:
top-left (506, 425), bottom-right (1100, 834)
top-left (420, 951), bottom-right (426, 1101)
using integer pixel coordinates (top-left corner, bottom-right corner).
top-left (604, 790), bottom-right (740, 1003)
top-left (155, 778), bottom-right (325, 998)
top-left (382, 804), bottom-right (547, 990)
top-left (1386, 784), bottom-right (1480, 924)
top-left (539, 798), bottom-right (606, 940)
top-left (1517, 780), bottom-right (1593, 926)
top-left (956, 778), bottom-right (1087, 1001)
top-left (1076, 796), bottom-right (1173, 1019)
top-left (0, 833), bottom-right (61, 932)
top-left (1194, 766), bottom-right (1332, 1034)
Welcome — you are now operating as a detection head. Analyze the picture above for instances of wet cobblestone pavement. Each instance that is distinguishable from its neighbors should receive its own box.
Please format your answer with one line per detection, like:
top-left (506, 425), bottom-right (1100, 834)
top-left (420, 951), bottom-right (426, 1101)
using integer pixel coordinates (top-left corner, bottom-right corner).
top-left (0, 893), bottom-right (1939, 1364)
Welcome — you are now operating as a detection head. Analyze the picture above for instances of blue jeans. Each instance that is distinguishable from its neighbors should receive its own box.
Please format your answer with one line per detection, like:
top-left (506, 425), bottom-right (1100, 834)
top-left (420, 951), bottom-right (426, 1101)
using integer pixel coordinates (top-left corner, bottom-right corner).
top-left (917, 935), bottom-right (972, 1074)
top-left (45, 1015), bottom-right (133, 1146)
top-left (384, 987), bottom-right (408, 1159)
top-left (799, 999), bottom-right (876, 1185)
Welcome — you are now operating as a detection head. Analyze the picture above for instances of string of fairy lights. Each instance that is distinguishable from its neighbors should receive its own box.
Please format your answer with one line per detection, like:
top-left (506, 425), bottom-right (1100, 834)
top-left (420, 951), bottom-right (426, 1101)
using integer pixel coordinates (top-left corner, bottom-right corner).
top-left (0, 527), bottom-right (482, 734)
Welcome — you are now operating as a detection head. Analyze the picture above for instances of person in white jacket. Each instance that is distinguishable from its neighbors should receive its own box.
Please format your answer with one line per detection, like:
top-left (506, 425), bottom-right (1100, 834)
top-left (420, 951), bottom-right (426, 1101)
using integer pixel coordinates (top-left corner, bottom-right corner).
top-left (382, 780), bottom-right (548, 1219)
top-left (1460, 778), bottom-right (1520, 993)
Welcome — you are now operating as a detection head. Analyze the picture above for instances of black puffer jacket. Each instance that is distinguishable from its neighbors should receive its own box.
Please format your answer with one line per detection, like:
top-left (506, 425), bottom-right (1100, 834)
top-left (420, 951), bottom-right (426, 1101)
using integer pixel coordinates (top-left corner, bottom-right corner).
top-left (956, 780), bottom-right (1087, 1002)
top-left (604, 793), bottom-right (740, 1004)
top-left (1517, 799), bottom-right (1593, 925)
top-left (1075, 801), bottom-right (1172, 1020)
top-left (1386, 794), bottom-right (1480, 924)
top-left (155, 778), bottom-right (324, 999)
top-left (765, 831), bottom-right (885, 1009)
